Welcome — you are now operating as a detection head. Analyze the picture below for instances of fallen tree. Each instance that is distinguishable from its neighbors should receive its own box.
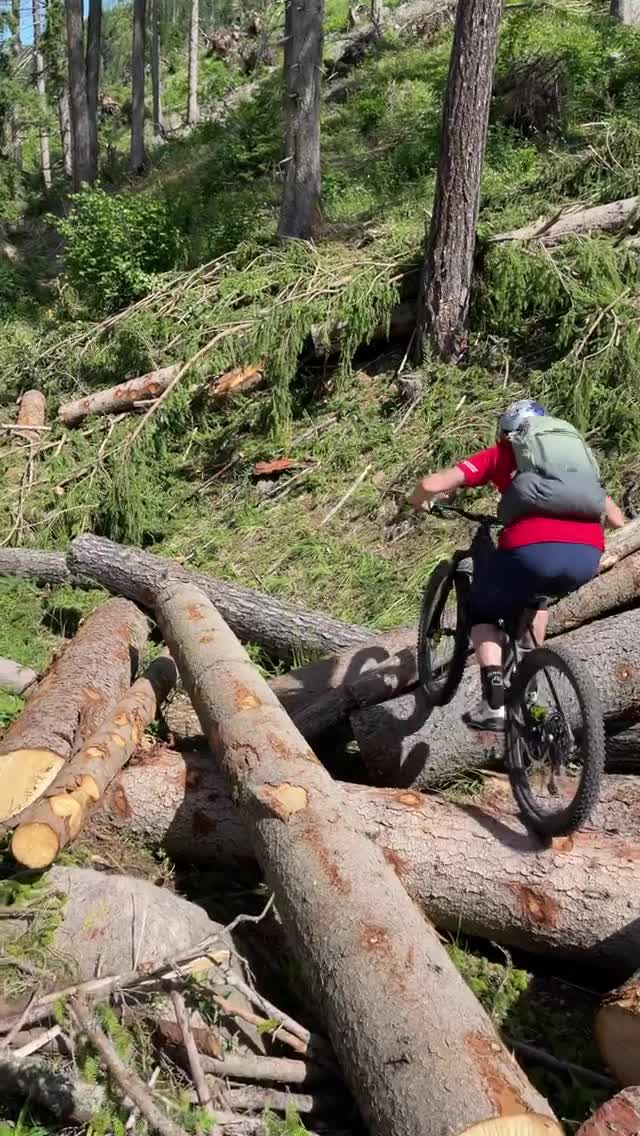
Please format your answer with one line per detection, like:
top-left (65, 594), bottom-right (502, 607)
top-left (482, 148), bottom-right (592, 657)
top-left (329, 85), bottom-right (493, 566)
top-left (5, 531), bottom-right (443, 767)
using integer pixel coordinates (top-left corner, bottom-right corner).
top-left (58, 364), bottom-right (181, 426)
top-left (154, 579), bottom-right (554, 1136)
top-left (0, 656), bottom-right (38, 696)
top-left (492, 195), bottom-right (640, 244)
top-left (547, 547), bottom-right (640, 635)
top-left (11, 654), bottom-right (177, 869)
top-left (0, 598), bottom-right (149, 823)
top-left (67, 534), bottom-right (369, 659)
top-left (99, 748), bottom-right (640, 973)
top-left (352, 606), bottom-right (640, 789)
top-left (595, 973), bottom-right (640, 1086)
top-left (577, 1088), bottom-right (640, 1136)
top-left (0, 548), bottom-right (75, 587)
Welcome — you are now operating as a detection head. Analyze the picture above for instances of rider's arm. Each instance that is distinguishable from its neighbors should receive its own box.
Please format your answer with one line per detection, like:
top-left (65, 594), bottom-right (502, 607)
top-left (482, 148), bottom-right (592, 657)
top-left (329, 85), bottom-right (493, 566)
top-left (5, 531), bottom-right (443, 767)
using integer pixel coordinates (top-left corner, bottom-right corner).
top-left (605, 497), bottom-right (625, 529)
top-left (409, 466), bottom-right (466, 510)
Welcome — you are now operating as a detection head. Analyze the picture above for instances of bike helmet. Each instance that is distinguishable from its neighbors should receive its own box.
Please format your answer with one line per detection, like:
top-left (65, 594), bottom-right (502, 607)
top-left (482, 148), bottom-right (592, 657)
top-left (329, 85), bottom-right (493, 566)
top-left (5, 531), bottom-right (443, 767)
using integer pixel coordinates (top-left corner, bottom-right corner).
top-left (497, 398), bottom-right (548, 439)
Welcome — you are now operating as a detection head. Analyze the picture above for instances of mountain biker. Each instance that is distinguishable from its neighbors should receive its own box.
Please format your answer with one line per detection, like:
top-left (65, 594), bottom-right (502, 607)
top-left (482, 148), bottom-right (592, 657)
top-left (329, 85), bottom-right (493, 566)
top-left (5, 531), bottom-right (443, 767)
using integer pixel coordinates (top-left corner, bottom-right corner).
top-left (409, 399), bottom-right (625, 731)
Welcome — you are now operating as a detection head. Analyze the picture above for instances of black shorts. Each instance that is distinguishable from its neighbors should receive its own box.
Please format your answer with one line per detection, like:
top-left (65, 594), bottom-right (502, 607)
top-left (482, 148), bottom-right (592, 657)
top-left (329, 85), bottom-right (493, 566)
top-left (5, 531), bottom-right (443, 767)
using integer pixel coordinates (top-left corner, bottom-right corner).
top-left (467, 541), bottom-right (601, 626)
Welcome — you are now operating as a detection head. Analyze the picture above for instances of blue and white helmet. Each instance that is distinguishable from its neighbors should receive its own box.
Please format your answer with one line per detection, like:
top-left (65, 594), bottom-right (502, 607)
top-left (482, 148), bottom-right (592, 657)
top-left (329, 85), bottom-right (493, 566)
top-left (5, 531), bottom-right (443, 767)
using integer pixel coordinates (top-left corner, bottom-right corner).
top-left (498, 398), bottom-right (547, 439)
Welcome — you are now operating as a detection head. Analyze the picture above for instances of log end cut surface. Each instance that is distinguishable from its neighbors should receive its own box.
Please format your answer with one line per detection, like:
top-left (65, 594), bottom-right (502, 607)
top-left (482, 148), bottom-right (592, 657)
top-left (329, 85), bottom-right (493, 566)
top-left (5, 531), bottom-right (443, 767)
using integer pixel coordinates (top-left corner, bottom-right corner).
top-left (577, 1088), bottom-right (640, 1136)
top-left (0, 749), bottom-right (65, 822)
top-left (462, 1118), bottom-right (564, 1136)
top-left (11, 821), bottom-right (60, 869)
top-left (595, 989), bottom-right (640, 1086)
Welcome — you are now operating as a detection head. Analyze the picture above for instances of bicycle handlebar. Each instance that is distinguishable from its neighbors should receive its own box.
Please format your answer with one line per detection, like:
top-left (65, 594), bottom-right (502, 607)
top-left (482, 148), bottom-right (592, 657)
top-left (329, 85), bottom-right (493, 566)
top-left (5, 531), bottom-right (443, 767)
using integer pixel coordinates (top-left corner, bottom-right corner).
top-left (430, 502), bottom-right (500, 527)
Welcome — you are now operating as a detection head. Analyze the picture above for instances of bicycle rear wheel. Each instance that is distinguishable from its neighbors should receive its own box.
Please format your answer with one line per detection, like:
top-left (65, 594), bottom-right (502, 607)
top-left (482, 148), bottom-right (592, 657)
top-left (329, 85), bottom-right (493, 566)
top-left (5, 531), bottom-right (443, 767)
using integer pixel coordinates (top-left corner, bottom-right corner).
top-left (506, 643), bottom-right (604, 836)
top-left (417, 560), bottom-right (469, 707)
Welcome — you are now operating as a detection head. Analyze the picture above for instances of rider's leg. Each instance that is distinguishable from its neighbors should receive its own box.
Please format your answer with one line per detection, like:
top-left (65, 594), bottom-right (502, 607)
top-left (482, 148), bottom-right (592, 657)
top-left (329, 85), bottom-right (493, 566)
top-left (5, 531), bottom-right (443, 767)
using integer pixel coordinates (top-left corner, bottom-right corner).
top-left (530, 608), bottom-right (549, 646)
top-left (470, 624), bottom-right (505, 713)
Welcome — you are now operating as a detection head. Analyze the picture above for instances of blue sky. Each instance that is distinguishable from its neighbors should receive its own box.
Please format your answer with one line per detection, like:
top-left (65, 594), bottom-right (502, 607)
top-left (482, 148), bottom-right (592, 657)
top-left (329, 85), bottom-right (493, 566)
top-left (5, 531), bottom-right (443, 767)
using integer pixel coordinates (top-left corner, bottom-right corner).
top-left (19, 0), bottom-right (120, 46)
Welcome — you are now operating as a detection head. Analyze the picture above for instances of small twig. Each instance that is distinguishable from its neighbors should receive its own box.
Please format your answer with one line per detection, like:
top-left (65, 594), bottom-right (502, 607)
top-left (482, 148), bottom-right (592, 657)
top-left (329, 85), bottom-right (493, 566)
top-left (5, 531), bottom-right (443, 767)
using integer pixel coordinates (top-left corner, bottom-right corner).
top-left (0, 423), bottom-right (52, 433)
top-left (212, 993), bottom-right (307, 1056)
top-left (0, 994), bottom-right (36, 1051)
top-left (213, 972), bottom-right (310, 1047)
top-left (508, 1038), bottom-right (615, 1087)
top-left (170, 990), bottom-right (211, 1108)
top-left (12, 1024), bottom-right (62, 1058)
top-left (126, 1066), bottom-right (161, 1131)
top-left (70, 998), bottom-right (189, 1136)
top-left (320, 464), bottom-right (372, 527)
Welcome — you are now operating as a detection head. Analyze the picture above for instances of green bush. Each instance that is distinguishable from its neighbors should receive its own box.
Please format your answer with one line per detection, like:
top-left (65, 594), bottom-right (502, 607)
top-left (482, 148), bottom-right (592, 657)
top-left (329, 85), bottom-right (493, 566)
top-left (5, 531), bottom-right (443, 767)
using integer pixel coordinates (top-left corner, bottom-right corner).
top-left (56, 186), bottom-right (185, 313)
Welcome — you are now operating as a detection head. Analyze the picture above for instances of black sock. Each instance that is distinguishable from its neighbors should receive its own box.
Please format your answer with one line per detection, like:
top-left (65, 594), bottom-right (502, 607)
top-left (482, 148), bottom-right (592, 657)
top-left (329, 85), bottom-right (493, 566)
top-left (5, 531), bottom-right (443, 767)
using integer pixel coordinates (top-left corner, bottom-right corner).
top-left (481, 666), bottom-right (504, 710)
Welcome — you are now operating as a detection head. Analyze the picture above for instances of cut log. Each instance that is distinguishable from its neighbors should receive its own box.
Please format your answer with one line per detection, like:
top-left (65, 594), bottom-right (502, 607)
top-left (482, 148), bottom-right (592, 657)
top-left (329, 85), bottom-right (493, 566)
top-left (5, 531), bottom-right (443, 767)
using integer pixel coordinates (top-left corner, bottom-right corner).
top-left (67, 535), bottom-right (369, 660)
top-left (58, 364), bottom-right (182, 426)
top-left (210, 361), bottom-right (265, 399)
top-left (0, 598), bottom-right (149, 822)
top-left (11, 654), bottom-right (177, 869)
top-left (100, 749), bottom-right (640, 972)
top-left (576, 1088), bottom-right (640, 1136)
top-left (0, 656), bottom-right (38, 696)
top-left (15, 390), bottom-right (46, 438)
top-left (601, 517), bottom-right (640, 570)
top-left (547, 548), bottom-right (640, 635)
top-left (352, 607), bottom-right (640, 790)
top-left (595, 974), bottom-right (640, 1086)
top-left (154, 580), bottom-right (555, 1136)
top-left (492, 196), bottom-right (640, 244)
top-left (606, 724), bottom-right (640, 772)
top-left (0, 548), bottom-right (74, 587)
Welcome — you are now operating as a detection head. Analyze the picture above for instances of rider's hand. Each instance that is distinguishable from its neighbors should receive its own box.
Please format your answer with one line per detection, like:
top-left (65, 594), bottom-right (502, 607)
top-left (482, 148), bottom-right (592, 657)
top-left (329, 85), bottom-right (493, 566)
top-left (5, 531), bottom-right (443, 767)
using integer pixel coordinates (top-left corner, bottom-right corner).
top-left (408, 483), bottom-right (433, 511)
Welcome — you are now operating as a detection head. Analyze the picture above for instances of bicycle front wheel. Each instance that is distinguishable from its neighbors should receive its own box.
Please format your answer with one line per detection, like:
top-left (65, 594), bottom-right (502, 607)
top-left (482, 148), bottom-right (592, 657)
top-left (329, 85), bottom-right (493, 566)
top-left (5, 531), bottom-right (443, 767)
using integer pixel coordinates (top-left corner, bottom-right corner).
top-left (417, 560), bottom-right (469, 707)
top-left (506, 643), bottom-right (605, 837)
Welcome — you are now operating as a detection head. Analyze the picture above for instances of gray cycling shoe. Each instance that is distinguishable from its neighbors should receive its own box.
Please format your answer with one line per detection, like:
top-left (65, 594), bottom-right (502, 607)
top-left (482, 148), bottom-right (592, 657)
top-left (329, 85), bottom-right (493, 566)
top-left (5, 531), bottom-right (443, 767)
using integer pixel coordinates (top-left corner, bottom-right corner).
top-left (463, 699), bottom-right (506, 732)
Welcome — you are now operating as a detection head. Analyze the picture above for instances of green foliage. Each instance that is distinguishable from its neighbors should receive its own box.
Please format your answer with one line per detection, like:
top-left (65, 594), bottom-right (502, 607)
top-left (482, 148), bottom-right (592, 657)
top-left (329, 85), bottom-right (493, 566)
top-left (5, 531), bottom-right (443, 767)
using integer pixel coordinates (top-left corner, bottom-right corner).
top-left (56, 187), bottom-right (186, 313)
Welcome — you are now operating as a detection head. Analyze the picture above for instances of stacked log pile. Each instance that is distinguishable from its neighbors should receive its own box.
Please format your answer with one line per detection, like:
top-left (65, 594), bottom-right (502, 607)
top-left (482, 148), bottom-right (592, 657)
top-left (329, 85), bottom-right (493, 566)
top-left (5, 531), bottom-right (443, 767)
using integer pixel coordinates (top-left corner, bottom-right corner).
top-left (1, 523), bottom-right (640, 1134)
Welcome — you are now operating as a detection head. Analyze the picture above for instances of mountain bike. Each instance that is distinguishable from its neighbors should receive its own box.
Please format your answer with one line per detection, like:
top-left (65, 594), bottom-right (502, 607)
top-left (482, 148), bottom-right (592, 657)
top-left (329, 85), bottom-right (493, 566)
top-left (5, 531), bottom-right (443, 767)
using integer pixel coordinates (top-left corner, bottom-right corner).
top-left (417, 503), bottom-right (605, 837)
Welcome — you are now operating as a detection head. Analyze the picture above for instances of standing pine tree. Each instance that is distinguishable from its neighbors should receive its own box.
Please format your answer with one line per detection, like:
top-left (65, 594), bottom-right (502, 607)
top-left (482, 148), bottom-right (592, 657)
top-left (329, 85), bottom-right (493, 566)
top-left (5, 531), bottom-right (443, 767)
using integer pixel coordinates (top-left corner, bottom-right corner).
top-left (151, 0), bottom-right (163, 136)
top-left (415, 0), bottom-right (502, 361)
top-left (86, 0), bottom-right (102, 179)
top-left (130, 0), bottom-right (147, 172)
top-left (187, 0), bottom-right (199, 124)
top-left (32, 0), bottom-right (52, 188)
top-left (278, 0), bottom-right (325, 238)
top-left (65, 0), bottom-right (93, 186)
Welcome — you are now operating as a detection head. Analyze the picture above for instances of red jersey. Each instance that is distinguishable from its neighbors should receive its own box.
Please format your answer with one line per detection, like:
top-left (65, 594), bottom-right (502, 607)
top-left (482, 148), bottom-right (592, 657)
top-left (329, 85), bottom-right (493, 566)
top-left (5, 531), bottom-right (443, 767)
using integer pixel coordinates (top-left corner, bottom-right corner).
top-left (457, 440), bottom-right (605, 552)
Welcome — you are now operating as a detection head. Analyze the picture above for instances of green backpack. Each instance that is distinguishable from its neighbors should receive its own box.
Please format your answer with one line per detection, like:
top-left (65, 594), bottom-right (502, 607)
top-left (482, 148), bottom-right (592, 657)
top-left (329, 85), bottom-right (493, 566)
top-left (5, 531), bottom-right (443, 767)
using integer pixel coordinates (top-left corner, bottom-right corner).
top-left (498, 416), bottom-right (606, 527)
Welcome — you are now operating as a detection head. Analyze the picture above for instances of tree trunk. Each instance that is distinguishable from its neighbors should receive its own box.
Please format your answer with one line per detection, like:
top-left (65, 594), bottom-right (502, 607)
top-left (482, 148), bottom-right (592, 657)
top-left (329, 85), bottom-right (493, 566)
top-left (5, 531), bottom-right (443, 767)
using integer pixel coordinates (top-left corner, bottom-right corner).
top-left (0, 548), bottom-right (73, 587)
top-left (100, 747), bottom-right (640, 972)
top-left (415, 0), bottom-right (502, 362)
top-left (278, 0), bottom-right (324, 239)
top-left (0, 598), bottom-right (148, 823)
top-left (12, 655), bottom-right (177, 869)
top-left (547, 548), bottom-right (640, 636)
top-left (187, 0), bottom-right (199, 124)
top-left (59, 86), bottom-right (73, 177)
top-left (33, 0), bottom-right (52, 190)
top-left (610, 0), bottom-right (640, 23)
top-left (0, 657), bottom-right (38, 697)
top-left (601, 516), bottom-right (640, 570)
top-left (352, 607), bottom-right (640, 790)
top-left (153, 580), bottom-right (555, 1136)
top-left (577, 1088), bottom-right (640, 1136)
top-left (605, 724), bottom-right (640, 772)
top-left (130, 0), bottom-right (147, 173)
top-left (65, 0), bottom-right (93, 187)
top-left (86, 0), bottom-right (102, 180)
top-left (151, 0), bottom-right (163, 136)
top-left (67, 535), bottom-right (370, 659)
top-left (58, 364), bottom-right (182, 426)
top-left (15, 390), bottom-right (46, 438)
top-left (10, 0), bottom-right (22, 169)
top-left (595, 974), bottom-right (640, 1086)
top-left (492, 196), bottom-right (640, 244)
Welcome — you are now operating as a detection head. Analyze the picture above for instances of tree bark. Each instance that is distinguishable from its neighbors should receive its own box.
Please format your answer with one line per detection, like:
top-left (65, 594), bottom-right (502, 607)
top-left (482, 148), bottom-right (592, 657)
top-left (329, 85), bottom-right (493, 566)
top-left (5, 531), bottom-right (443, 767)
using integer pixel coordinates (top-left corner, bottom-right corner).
top-left (100, 748), bottom-right (640, 973)
top-left (0, 548), bottom-right (73, 587)
top-left (58, 365), bottom-right (182, 426)
top-left (10, 0), bottom-right (22, 169)
top-left (547, 548), bottom-right (640, 636)
top-left (65, 0), bottom-right (93, 187)
top-left (0, 656), bottom-right (38, 697)
top-left (11, 655), bottom-right (176, 869)
top-left (278, 0), bottom-right (325, 239)
top-left (610, 0), bottom-right (640, 23)
top-left (595, 974), bottom-right (640, 1087)
top-left (352, 607), bottom-right (640, 790)
top-left (59, 85), bottom-right (73, 177)
top-left (153, 580), bottom-right (555, 1136)
top-left (86, 0), bottom-right (102, 180)
top-left (15, 390), bottom-right (46, 438)
top-left (33, 0), bottom-right (52, 190)
top-left (601, 517), bottom-right (640, 570)
top-left (67, 534), bottom-right (370, 660)
top-left (130, 0), bottom-right (147, 173)
top-left (492, 196), bottom-right (640, 244)
top-left (151, 0), bottom-right (163, 136)
top-left (0, 598), bottom-right (149, 823)
top-left (187, 0), bottom-right (200, 124)
top-left (577, 1088), bottom-right (640, 1136)
top-left (415, 0), bottom-right (502, 361)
